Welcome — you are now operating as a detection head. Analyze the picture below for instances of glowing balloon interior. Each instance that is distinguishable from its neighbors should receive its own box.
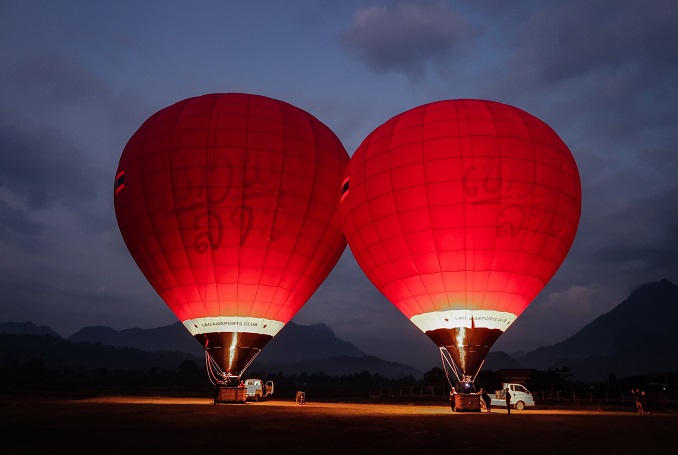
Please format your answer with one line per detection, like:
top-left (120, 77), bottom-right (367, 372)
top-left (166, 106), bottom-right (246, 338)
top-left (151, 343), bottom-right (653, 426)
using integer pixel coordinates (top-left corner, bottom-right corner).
top-left (340, 99), bottom-right (581, 380)
top-left (115, 93), bottom-right (348, 383)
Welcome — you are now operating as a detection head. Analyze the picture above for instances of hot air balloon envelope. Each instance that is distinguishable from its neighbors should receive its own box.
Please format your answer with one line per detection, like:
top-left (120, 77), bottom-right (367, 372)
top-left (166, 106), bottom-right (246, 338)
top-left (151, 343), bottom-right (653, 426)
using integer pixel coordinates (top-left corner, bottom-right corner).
top-left (340, 99), bottom-right (581, 378)
top-left (115, 93), bottom-right (349, 380)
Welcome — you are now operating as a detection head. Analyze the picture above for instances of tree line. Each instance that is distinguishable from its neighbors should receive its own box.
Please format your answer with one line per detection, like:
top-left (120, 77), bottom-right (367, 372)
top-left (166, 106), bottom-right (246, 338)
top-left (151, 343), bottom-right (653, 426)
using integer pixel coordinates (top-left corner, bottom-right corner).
top-left (2, 353), bottom-right (675, 407)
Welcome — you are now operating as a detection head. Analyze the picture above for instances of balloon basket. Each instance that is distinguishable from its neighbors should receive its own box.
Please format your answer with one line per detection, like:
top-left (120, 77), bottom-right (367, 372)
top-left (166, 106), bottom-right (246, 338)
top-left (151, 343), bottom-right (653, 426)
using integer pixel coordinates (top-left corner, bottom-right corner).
top-left (214, 386), bottom-right (247, 404)
top-left (451, 393), bottom-right (481, 412)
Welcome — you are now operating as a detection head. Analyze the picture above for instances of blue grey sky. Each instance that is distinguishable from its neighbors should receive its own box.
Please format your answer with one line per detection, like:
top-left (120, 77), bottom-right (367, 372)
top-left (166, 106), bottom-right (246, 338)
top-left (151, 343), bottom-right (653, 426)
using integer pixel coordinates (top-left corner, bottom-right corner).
top-left (1, 1), bottom-right (676, 370)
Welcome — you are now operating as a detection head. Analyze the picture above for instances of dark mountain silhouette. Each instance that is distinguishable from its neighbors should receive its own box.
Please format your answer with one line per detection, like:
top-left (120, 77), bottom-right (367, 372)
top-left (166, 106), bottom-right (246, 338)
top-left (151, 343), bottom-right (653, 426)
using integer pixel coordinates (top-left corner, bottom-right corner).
top-left (518, 279), bottom-right (678, 381)
top-left (69, 322), bottom-right (202, 356)
top-left (3, 321), bottom-right (418, 378)
top-left (252, 322), bottom-right (365, 363)
top-left (0, 332), bottom-right (201, 371)
top-left (69, 321), bottom-right (367, 364)
top-left (483, 350), bottom-right (523, 371)
top-left (0, 321), bottom-right (60, 337)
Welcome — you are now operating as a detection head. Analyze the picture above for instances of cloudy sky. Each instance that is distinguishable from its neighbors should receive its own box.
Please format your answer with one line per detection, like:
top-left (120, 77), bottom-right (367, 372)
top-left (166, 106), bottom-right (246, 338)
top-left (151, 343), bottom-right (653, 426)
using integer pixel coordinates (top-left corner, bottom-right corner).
top-left (1, 1), bottom-right (676, 370)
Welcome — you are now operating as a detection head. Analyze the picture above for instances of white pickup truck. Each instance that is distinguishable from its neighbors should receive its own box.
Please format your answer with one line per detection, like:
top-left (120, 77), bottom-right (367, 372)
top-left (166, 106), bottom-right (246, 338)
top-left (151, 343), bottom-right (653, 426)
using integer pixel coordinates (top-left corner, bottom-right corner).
top-left (489, 383), bottom-right (535, 410)
top-left (244, 379), bottom-right (274, 401)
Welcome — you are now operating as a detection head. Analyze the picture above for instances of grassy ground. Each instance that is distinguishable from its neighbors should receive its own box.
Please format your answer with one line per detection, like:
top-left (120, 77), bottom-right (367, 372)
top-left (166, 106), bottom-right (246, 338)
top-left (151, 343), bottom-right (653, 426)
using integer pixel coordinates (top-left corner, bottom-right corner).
top-left (1, 394), bottom-right (674, 454)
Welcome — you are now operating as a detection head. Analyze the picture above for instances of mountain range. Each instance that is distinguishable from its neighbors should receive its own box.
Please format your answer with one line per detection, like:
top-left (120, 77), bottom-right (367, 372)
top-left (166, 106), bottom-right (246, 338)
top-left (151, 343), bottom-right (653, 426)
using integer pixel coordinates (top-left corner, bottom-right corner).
top-left (0, 320), bottom-right (423, 378)
top-left (1, 279), bottom-right (676, 381)
top-left (516, 279), bottom-right (678, 380)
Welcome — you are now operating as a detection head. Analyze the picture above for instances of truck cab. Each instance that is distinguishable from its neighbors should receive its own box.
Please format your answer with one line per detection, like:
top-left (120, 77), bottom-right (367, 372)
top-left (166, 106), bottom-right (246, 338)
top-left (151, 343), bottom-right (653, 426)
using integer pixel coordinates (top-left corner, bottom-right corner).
top-left (244, 379), bottom-right (274, 401)
top-left (491, 383), bottom-right (535, 410)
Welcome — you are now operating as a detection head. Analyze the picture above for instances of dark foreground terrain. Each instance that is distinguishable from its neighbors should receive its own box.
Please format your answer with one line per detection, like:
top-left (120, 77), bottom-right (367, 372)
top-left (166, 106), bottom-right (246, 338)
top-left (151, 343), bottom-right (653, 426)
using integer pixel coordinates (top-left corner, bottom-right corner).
top-left (1, 395), bottom-right (674, 454)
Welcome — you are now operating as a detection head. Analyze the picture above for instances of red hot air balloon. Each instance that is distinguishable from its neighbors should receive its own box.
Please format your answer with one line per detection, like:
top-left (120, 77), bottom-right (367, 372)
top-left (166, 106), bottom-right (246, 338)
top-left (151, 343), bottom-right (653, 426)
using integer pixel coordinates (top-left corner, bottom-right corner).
top-left (114, 93), bottom-right (348, 385)
top-left (340, 99), bottom-right (581, 385)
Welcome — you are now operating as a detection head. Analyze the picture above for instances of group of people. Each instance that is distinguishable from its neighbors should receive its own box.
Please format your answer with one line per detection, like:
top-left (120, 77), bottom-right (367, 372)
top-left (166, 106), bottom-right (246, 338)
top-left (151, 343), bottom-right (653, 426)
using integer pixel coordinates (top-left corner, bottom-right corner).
top-left (631, 388), bottom-right (648, 415)
top-left (477, 387), bottom-right (512, 414)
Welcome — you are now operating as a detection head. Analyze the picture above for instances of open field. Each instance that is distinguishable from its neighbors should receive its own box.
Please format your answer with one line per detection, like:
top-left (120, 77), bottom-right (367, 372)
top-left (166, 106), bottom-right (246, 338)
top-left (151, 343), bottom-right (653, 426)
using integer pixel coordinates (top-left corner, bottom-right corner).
top-left (1, 395), bottom-right (675, 454)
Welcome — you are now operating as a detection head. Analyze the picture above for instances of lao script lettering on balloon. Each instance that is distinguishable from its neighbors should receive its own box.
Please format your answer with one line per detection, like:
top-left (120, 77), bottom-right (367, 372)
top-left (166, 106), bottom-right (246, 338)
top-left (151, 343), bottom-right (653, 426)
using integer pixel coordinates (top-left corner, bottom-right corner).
top-left (167, 149), bottom-right (290, 251)
top-left (462, 159), bottom-right (550, 238)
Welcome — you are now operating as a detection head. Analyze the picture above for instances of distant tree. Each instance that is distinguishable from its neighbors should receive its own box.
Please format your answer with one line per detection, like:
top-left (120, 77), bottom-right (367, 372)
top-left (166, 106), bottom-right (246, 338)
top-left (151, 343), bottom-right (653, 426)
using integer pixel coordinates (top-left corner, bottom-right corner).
top-left (24, 356), bottom-right (47, 379)
top-left (527, 367), bottom-right (572, 393)
top-left (423, 367), bottom-right (448, 394)
top-left (177, 359), bottom-right (200, 376)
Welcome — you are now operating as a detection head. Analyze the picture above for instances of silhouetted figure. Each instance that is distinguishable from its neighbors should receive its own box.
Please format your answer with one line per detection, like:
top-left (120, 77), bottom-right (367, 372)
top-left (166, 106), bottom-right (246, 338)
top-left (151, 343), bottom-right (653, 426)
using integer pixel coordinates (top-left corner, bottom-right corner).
top-left (505, 388), bottom-right (511, 414)
top-left (213, 383), bottom-right (221, 405)
top-left (631, 389), bottom-right (645, 415)
top-left (480, 388), bottom-right (492, 413)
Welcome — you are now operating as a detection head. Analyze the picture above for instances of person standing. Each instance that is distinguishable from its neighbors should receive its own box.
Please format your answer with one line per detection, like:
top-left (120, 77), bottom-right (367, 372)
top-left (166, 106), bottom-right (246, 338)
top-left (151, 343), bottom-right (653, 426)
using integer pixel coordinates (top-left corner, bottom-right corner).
top-left (631, 389), bottom-right (645, 415)
top-left (480, 388), bottom-right (492, 413)
top-left (449, 387), bottom-right (456, 411)
top-left (505, 388), bottom-right (512, 414)
top-left (213, 383), bottom-right (221, 405)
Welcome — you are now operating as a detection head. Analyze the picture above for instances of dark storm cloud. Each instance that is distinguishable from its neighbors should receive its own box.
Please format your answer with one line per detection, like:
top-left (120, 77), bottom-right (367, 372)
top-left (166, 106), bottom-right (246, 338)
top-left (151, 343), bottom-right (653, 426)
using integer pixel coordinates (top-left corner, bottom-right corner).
top-left (4, 56), bottom-right (108, 106)
top-left (5, 57), bottom-right (156, 149)
top-left (342, 2), bottom-right (471, 76)
top-left (0, 199), bottom-right (41, 249)
top-left (0, 119), bottom-right (95, 210)
top-left (0, 56), bottom-right (130, 233)
top-left (593, 190), bottom-right (678, 273)
top-left (503, 0), bottom-right (678, 132)
top-left (512, 1), bottom-right (678, 88)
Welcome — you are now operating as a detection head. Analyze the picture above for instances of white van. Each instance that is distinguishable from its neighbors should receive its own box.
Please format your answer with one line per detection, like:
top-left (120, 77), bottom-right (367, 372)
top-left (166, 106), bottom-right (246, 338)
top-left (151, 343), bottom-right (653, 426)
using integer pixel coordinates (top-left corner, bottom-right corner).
top-left (490, 383), bottom-right (535, 410)
top-left (244, 379), bottom-right (274, 401)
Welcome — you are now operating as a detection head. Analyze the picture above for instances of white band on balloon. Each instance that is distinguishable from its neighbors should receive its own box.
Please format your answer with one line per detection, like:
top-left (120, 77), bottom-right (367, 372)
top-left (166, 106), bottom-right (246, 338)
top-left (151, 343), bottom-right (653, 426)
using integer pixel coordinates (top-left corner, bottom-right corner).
top-left (183, 317), bottom-right (285, 337)
top-left (410, 309), bottom-right (517, 332)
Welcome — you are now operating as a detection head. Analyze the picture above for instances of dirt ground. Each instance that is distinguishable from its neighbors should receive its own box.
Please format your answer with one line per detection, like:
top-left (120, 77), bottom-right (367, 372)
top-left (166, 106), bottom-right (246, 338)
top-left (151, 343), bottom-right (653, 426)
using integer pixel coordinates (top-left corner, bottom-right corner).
top-left (1, 395), bottom-right (674, 454)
